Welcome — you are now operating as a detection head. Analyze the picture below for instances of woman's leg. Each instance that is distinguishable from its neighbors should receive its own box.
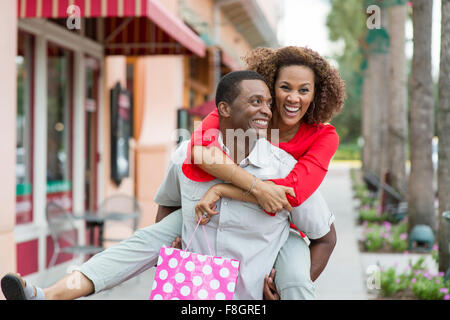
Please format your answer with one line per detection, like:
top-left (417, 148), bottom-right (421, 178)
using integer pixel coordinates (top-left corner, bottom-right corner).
top-left (273, 230), bottom-right (315, 300)
top-left (3, 209), bottom-right (183, 300)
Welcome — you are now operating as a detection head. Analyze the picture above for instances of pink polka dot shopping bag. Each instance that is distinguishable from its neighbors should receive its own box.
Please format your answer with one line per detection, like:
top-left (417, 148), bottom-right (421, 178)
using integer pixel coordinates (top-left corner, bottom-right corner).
top-left (149, 219), bottom-right (240, 300)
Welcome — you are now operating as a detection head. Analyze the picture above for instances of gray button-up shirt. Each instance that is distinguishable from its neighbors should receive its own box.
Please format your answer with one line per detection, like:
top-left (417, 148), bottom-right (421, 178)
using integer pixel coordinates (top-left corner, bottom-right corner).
top-left (154, 138), bottom-right (334, 300)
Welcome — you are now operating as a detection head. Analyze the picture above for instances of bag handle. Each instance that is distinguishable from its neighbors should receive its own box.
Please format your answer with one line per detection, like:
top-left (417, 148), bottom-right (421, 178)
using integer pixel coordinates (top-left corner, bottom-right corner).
top-left (184, 218), bottom-right (214, 257)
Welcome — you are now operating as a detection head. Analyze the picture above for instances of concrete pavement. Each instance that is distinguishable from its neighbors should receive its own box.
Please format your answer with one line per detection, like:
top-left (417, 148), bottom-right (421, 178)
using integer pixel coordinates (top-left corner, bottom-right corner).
top-left (313, 161), bottom-right (368, 299)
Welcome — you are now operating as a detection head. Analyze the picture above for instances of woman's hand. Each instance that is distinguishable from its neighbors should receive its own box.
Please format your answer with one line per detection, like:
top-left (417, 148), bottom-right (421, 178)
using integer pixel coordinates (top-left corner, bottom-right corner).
top-left (252, 180), bottom-right (295, 213)
top-left (195, 186), bottom-right (221, 225)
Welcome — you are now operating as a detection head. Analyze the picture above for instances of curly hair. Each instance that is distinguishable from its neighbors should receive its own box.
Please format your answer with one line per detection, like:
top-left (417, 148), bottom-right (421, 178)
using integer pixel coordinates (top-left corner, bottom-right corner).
top-left (243, 46), bottom-right (346, 124)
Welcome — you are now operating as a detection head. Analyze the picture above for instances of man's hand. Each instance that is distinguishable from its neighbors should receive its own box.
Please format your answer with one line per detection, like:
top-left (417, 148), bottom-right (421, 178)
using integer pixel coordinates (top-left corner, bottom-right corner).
top-left (263, 268), bottom-right (280, 300)
top-left (171, 237), bottom-right (182, 249)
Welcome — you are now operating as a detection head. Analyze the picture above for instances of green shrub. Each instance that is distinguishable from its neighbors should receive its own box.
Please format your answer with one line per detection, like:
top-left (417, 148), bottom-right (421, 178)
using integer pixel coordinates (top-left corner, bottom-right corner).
top-left (359, 208), bottom-right (389, 223)
top-left (362, 221), bottom-right (408, 252)
top-left (378, 256), bottom-right (450, 300)
top-left (333, 144), bottom-right (361, 160)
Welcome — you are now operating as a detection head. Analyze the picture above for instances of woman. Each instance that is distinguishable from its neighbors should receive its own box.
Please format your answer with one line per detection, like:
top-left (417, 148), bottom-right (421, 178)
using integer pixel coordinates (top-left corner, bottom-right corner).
top-left (182, 46), bottom-right (345, 299)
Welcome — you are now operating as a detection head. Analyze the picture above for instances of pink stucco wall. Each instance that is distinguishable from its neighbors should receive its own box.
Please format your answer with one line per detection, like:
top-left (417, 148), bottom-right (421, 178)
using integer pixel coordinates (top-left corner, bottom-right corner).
top-left (0, 0), bottom-right (18, 300)
top-left (102, 56), bottom-right (135, 199)
top-left (135, 56), bottom-right (184, 227)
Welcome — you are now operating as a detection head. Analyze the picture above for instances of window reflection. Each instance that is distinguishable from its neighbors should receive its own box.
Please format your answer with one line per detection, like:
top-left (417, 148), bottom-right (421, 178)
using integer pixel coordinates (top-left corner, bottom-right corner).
top-left (46, 43), bottom-right (73, 210)
top-left (16, 31), bottom-right (34, 225)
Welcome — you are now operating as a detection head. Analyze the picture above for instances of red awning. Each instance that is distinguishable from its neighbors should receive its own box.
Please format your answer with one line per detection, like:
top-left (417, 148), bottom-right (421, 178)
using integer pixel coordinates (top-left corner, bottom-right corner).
top-left (17, 0), bottom-right (206, 57)
top-left (188, 100), bottom-right (216, 117)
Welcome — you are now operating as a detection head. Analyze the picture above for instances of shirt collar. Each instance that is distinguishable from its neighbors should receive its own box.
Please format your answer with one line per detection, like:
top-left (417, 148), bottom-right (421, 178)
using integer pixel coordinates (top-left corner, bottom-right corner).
top-left (218, 132), bottom-right (270, 169)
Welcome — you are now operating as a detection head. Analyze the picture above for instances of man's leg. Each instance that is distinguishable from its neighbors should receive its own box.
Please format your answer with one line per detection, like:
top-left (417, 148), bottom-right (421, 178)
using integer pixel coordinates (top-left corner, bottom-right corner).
top-left (2, 209), bottom-right (183, 300)
top-left (273, 230), bottom-right (316, 300)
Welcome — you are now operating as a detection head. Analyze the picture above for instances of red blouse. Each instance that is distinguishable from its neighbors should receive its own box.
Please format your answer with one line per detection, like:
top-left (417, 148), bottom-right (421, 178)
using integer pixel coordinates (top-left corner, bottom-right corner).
top-left (182, 109), bottom-right (339, 208)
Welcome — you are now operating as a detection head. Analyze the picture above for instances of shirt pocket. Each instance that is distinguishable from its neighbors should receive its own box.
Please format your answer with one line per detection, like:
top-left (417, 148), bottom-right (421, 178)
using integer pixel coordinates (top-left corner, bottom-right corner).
top-left (180, 178), bottom-right (219, 223)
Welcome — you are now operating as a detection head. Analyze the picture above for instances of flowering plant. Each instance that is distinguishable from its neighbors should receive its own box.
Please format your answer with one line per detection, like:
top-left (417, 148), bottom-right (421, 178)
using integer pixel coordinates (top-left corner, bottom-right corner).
top-left (379, 256), bottom-right (450, 300)
top-left (362, 221), bottom-right (408, 252)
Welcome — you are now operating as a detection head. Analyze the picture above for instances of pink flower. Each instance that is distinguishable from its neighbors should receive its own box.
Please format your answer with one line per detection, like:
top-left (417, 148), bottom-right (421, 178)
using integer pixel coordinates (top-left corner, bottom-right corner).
top-left (383, 221), bottom-right (392, 232)
top-left (444, 294), bottom-right (450, 300)
top-left (438, 272), bottom-right (445, 277)
top-left (411, 278), bottom-right (417, 283)
top-left (403, 251), bottom-right (409, 256)
top-left (440, 288), bottom-right (449, 294)
top-left (395, 279), bottom-right (400, 284)
top-left (400, 233), bottom-right (407, 240)
top-left (433, 244), bottom-right (438, 251)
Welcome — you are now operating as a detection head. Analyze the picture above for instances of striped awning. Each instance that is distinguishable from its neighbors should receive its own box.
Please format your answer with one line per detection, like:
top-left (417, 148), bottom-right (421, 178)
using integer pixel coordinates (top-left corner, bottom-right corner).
top-left (17, 0), bottom-right (206, 57)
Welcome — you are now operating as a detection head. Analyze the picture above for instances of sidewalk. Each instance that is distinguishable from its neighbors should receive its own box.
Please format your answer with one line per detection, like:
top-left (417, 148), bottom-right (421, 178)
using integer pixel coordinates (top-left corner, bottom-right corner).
top-left (82, 161), bottom-right (369, 300)
top-left (313, 161), bottom-right (368, 299)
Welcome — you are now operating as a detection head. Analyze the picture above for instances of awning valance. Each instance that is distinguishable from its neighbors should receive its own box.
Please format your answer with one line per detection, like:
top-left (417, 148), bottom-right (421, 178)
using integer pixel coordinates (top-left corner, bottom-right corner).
top-left (188, 100), bottom-right (216, 118)
top-left (17, 0), bottom-right (206, 57)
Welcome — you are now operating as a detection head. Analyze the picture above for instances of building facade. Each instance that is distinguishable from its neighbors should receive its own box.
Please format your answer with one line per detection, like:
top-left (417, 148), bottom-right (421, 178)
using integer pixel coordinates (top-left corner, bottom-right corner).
top-left (0, 0), bottom-right (279, 297)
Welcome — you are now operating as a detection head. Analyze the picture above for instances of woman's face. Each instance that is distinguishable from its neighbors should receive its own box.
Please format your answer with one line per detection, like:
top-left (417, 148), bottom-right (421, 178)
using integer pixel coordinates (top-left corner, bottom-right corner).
top-left (274, 65), bottom-right (315, 128)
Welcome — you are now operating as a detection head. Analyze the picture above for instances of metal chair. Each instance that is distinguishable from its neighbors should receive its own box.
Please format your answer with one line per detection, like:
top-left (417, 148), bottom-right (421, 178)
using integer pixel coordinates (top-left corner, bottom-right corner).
top-left (46, 202), bottom-right (104, 270)
top-left (97, 194), bottom-right (142, 244)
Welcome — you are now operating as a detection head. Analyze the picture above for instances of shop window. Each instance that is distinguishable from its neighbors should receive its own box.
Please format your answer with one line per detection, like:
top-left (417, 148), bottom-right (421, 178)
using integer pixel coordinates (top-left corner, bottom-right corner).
top-left (177, 109), bottom-right (192, 144)
top-left (46, 43), bottom-right (73, 210)
top-left (16, 31), bottom-right (34, 225)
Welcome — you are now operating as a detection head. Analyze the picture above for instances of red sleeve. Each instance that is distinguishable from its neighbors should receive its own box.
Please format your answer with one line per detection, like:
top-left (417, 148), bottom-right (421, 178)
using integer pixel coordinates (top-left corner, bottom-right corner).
top-left (182, 109), bottom-right (222, 182)
top-left (190, 109), bottom-right (220, 148)
top-left (270, 126), bottom-right (339, 207)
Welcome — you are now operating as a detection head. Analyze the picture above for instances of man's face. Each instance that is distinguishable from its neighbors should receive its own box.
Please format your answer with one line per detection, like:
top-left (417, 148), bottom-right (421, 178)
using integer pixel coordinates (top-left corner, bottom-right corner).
top-left (228, 79), bottom-right (272, 138)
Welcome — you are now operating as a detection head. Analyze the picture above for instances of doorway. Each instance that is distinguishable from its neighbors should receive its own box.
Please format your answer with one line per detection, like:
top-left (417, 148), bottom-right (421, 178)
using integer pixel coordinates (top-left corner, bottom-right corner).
top-left (84, 56), bottom-right (100, 211)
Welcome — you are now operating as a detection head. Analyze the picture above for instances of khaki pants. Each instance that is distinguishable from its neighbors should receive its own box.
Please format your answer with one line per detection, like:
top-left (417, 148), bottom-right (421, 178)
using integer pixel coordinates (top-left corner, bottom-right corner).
top-left (79, 209), bottom-right (315, 299)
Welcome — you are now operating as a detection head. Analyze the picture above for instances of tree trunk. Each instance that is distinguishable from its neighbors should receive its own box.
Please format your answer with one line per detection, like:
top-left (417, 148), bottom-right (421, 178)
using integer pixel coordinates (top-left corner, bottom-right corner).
top-left (362, 4), bottom-right (390, 180)
top-left (362, 54), bottom-right (381, 176)
top-left (361, 62), bottom-right (373, 175)
top-left (408, 0), bottom-right (436, 233)
top-left (386, 4), bottom-right (408, 198)
top-left (438, 0), bottom-right (450, 274)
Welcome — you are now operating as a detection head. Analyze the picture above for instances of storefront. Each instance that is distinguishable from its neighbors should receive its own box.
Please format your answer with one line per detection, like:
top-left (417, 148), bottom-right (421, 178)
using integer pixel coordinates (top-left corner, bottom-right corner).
top-left (8, 0), bottom-right (206, 285)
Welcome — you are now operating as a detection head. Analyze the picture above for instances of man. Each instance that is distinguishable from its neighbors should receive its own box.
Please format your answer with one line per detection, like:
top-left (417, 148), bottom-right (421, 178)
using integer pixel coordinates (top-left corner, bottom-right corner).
top-left (1, 71), bottom-right (334, 300)
top-left (150, 70), bottom-right (335, 299)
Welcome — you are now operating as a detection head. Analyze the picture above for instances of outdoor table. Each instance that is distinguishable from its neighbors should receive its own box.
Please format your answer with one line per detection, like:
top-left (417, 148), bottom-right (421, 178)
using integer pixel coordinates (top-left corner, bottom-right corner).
top-left (72, 211), bottom-right (139, 247)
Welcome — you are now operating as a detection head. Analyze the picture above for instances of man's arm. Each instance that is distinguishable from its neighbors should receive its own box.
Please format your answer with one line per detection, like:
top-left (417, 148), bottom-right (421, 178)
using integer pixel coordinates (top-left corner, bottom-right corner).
top-left (309, 223), bottom-right (336, 282)
top-left (155, 205), bottom-right (182, 223)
